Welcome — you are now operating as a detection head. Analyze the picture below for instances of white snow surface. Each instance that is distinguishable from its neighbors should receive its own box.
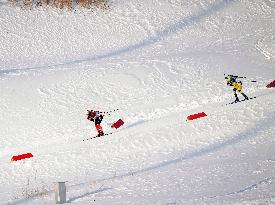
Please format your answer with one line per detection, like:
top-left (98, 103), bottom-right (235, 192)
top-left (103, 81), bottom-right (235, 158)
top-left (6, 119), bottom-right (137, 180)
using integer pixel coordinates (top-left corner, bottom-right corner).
top-left (0, 0), bottom-right (275, 204)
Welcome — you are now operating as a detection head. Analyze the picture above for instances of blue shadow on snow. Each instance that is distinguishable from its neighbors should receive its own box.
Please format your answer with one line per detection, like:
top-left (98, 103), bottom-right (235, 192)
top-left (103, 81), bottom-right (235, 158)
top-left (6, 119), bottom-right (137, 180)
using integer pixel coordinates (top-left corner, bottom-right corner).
top-left (97, 111), bottom-right (275, 182)
top-left (67, 187), bottom-right (112, 203)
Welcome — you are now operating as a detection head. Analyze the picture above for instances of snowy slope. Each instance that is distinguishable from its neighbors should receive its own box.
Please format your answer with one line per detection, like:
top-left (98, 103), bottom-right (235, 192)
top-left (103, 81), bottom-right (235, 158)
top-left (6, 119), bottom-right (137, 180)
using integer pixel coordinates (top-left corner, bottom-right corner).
top-left (0, 0), bottom-right (275, 204)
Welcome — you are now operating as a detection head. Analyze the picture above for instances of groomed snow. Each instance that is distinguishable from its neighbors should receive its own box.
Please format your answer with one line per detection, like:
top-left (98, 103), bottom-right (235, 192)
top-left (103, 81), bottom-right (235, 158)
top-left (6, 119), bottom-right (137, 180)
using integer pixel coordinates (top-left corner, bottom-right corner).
top-left (0, 0), bottom-right (275, 204)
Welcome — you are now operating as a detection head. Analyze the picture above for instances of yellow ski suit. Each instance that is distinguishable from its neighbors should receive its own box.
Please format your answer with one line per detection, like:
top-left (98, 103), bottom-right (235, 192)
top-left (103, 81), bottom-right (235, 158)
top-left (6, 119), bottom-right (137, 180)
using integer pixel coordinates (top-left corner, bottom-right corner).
top-left (225, 75), bottom-right (248, 101)
top-left (226, 75), bottom-right (243, 91)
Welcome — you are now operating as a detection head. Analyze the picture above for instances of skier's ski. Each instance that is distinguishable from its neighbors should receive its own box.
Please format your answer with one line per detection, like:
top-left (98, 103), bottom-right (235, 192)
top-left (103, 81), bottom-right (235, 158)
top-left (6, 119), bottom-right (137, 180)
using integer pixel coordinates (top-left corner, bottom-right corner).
top-left (83, 132), bottom-right (113, 141)
top-left (226, 96), bottom-right (256, 106)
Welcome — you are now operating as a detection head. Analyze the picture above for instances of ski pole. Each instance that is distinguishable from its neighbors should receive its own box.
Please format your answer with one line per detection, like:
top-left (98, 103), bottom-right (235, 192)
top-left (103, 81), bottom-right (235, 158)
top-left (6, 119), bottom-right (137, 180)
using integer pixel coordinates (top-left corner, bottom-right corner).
top-left (100, 109), bottom-right (119, 115)
top-left (224, 74), bottom-right (257, 82)
top-left (240, 79), bottom-right (257, 82)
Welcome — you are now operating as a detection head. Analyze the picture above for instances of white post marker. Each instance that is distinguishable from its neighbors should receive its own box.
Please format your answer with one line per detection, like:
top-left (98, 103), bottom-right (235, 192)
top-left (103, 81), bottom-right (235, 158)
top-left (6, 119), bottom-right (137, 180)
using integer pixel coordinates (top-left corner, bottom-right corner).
top-left (54, 181), bottom-right (67, 204)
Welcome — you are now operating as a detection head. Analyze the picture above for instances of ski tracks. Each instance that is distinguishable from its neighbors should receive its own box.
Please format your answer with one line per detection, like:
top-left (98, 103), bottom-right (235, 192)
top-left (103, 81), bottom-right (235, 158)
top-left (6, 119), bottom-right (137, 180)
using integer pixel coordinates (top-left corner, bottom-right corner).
top-left (113, 88), bottom-right (275, 171)
top-left (212, 176), bottom-right (274, 198)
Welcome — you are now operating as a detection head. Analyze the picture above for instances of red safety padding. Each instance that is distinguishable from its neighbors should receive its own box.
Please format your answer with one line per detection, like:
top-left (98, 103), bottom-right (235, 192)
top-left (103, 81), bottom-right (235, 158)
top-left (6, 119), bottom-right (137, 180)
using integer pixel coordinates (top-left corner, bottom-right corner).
top-left (11, 153), bottom-right (33, 161)
top-left (111, 119), bottom-right (124, 129)
top-left (266, 80), bottom-right (275, 88)
top-left (187, 112), bottom-right (207, 121)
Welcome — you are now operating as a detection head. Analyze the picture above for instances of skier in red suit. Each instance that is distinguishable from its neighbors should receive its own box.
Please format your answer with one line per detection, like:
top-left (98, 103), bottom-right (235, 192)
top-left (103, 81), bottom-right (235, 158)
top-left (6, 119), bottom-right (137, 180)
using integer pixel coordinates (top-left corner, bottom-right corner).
top-left (87, 110), bottom-right (104, 137)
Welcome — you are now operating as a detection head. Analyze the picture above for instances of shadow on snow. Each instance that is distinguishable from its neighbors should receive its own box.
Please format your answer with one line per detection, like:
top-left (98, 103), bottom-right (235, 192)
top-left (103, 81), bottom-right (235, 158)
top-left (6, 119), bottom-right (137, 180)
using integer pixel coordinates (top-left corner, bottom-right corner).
top-left (97, 111), bottom-right (275, 182)
top-left (1, 0), bottom-right (235, 76)
top-left (67, 187), bottom-right (112, 203)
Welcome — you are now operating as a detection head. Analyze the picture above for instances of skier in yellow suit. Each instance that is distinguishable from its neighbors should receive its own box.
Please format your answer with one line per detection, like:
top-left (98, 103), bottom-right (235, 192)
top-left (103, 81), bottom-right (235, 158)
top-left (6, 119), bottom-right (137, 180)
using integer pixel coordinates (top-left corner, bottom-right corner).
top-left (225, 75), bottom-right (249, 103)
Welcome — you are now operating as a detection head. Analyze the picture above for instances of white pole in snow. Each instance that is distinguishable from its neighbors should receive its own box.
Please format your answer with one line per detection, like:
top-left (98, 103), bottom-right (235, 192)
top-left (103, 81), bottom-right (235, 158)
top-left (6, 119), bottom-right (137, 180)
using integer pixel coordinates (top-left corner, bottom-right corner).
top-left (54, 181), bottom-right (67, 204)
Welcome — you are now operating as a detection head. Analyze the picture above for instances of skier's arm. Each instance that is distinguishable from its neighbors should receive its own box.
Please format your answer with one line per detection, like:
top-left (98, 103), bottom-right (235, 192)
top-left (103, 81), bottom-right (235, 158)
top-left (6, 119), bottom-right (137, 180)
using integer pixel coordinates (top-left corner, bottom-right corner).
top-left (229, 75), bottom-right (246, 79)
top-left (225, 74), bottom-right (246, 78)
top-left (99, 115), bottom-right (104, 121)
top-left (87, 115), bottom-right (94, 121)
top-left (86, 110), bottom-right (95, 121)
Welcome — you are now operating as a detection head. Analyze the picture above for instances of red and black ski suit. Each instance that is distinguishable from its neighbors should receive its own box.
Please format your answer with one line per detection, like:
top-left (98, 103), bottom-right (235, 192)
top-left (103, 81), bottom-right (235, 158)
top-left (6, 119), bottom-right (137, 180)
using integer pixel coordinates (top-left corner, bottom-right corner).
top-left (87, 110), bottom-right (104, 136)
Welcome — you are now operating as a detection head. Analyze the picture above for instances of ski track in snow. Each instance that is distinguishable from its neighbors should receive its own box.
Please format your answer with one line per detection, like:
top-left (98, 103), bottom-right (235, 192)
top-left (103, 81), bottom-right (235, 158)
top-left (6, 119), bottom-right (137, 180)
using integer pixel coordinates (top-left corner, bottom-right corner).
top-left (0, 0), bottom-right (236, 76)
top-left (209, 176), bottom-right (274, 199)
top-left (70, 98), bottom-right (275, 184)
top-left (1, 88), bottom-right (274, 204)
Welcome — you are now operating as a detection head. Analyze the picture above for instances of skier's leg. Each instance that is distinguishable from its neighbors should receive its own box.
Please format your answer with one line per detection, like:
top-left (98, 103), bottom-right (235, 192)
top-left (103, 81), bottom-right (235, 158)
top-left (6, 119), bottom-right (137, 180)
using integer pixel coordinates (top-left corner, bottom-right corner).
top-left (237, 84), bottom-right (249, 100)
top-left (241, 92), bottom-right (249, 100)
top-left (233, 88), bottom-right (239, 102)
top-left (95, 124), bottom-right (104, 136)
top-left (236, 82), bottom-right (248, 100)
